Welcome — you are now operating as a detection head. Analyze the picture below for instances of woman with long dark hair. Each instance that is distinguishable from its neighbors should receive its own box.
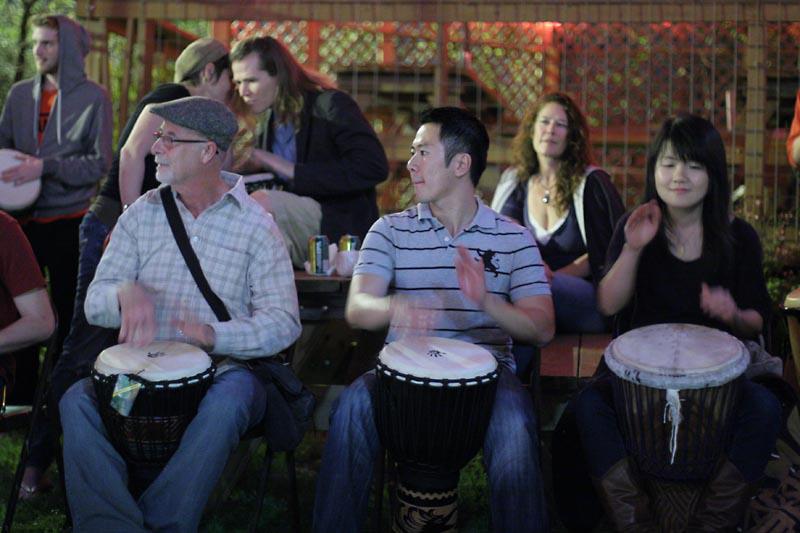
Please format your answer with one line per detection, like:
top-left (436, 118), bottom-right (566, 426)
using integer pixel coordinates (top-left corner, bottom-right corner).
top-left (492, 92), bottom-right (624, 334)
top-left (230, 36), bottom-right (388, 252)
top-left (574, 114), bottom-right (780, 531)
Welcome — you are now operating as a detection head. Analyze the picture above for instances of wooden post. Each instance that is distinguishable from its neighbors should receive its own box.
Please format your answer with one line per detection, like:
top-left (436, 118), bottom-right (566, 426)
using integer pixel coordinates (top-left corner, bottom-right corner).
top-left (120, 17), bottom-right (136, 130)
top-left (381, 22), bottom-right (396, 67)
top-left (433, 22), bottom-right (449, 106)
top-left (212, 20), bottom-right (232, 46)
top-left (307, 21), bottom-right (321, 71)
top-left (543, 23), bottom-right (561, 96)
top-left (81, 17), bottom-right (111, 91)
top-left (743, 10), bottom-right (766, 222)
top-left (140, 20), bottom-right (156, 97)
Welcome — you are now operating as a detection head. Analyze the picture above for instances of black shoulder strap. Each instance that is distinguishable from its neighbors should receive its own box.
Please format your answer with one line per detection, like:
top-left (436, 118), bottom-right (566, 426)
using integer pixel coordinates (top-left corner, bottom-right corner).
top-left (160, 186), bottom-right (231, 322)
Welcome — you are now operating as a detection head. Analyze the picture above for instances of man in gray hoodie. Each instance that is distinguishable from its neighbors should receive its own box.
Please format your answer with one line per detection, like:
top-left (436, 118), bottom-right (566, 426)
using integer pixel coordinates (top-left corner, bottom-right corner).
top-left (0, 14), bottom-right (113, 404)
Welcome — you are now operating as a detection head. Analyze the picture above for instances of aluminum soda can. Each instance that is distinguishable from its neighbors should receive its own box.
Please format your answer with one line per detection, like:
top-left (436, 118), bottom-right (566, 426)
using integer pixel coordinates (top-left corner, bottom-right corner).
top-left (338, 234), bottom-right (360, 251)
top-left (308, 235), bottom-right (330, 274)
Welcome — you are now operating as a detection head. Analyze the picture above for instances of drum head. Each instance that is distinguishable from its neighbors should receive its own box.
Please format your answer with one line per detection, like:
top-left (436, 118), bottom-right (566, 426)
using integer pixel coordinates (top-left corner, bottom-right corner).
top-left (605, 323), bottom-right (748, 389)
top-left (94, 341), bottom-right (211, 381)
top-left (378, 336), bottom-right (497, 381)
top-left (0, 149), bottom-right (41, 211)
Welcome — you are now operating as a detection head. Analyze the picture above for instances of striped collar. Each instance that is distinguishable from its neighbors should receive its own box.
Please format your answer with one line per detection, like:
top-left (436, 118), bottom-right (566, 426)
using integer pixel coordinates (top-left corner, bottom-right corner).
top-left (416, 197), bottom-right (497, 230)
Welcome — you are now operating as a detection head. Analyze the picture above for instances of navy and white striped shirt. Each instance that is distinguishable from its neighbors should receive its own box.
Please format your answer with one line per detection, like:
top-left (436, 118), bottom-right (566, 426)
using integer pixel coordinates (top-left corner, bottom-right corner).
top-left (354, 199), bottom-right (550, 370)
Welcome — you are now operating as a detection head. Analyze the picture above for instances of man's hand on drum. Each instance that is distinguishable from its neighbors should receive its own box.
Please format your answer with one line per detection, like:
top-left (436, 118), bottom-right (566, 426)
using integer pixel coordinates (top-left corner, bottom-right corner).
top-left (624, 200), bottom-right (662, 252)
top-left (172, 319), bottom-right (216, 352)
top-left (1, 154), bottom-right (43, 186)
top-left (455, 246), bottom-right (487, 308)
top-left (700, 283), bottom-right (738, 325)
top-left (117, 282), bottom-right (156, 347)
top-left (390, 294), bottom-right (439, 339)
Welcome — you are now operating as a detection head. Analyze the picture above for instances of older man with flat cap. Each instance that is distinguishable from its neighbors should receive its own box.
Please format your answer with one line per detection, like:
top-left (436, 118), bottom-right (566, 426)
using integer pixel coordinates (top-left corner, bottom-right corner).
top-left (20, 37), bottom-right (233, 501)
top-left (59, 96), bottom-right (300, 532)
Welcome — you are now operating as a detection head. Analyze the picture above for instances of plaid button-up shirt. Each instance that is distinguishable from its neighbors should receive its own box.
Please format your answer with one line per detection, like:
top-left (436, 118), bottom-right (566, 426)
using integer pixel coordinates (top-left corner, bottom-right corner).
top-left (85, 172), bottom-right (300, 361)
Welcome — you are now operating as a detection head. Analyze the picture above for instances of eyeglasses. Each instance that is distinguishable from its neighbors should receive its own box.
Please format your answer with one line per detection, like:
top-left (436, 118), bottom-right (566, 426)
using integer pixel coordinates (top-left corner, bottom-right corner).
top-left (153, 130), bottom-right (209, 150)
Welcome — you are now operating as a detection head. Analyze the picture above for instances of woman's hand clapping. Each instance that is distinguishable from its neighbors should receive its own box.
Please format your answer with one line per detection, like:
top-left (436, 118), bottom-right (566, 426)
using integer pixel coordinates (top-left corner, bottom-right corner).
top-left (624, 200), bottom-right (662, 252)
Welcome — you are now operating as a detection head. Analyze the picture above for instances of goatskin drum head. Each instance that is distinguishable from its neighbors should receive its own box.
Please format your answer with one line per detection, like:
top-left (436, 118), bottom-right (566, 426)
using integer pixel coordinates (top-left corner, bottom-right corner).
top-left (379, 336), bottom-right (497, 381)
top-left (605, 323), bottom-right (748, 389)
top-left (94, 341), bottom-right (211, 381)
top-left (0, 149), bottom-right (41, 211)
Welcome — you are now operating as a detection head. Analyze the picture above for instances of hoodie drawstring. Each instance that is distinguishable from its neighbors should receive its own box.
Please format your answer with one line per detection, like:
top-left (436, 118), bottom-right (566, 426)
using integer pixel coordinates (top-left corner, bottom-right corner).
top-left (56, 89), bottom-right (62, 145)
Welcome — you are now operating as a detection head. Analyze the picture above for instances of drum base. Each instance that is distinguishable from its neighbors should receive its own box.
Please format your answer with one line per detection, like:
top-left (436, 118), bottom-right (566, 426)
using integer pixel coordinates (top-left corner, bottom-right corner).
top-left (92, 366), bottom-right (215, 467)
top-left (645, 477), bottom-right (703, 531)
top-left (393, 481), bottom-right (458, 533)
top-left (128, 464), bottom-right (163, 500)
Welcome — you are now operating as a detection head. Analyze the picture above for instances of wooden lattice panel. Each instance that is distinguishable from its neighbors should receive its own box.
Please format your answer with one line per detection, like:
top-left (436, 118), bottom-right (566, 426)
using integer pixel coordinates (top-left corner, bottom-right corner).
top-left (559, 22), bottom-right (746, 131)
top-left (767, 21), bottom-right (800, 129)
top-left (224, 16), bottom-right (798, 219)
top-left (231, 21), bottom-right (310, 63)
top-left (450, 23), bottom-right (548, 119)
top-left (393, 22), bottom-right (438, 68)
top-left (319, 23), bottom-right (383, 72)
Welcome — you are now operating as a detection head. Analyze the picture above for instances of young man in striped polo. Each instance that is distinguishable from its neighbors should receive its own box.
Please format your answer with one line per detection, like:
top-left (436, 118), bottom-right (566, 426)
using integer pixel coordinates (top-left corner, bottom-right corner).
top-left (314, 107), bottom-right (555, 532)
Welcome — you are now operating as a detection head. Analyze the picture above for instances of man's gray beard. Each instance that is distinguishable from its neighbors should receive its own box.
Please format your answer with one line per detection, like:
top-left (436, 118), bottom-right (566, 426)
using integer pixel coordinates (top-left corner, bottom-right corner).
top-left (155, 170), bottom-right (174, 185)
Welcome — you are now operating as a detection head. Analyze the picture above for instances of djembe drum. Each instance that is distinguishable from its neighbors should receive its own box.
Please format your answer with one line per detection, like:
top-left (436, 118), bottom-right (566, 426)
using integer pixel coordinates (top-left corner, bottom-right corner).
top-left (0, 148), bottom-right (41, 212)
top-left (92, 341), bottom-right (216, 469)
top-left (374, 336), bottom-right (499, 533)
top-left (785, 288), bottom-right (800, 388)
top-left (605, 323), bottom-right (749, 481)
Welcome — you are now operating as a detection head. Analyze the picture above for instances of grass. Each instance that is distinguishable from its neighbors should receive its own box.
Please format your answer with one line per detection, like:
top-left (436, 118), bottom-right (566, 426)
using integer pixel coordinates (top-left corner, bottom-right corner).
top-left (0, 430), bottom-right (67, 532)
top-left (0, 429), bottom-right (493, 532)
top-left (0, 379), bottom-right (612, 531)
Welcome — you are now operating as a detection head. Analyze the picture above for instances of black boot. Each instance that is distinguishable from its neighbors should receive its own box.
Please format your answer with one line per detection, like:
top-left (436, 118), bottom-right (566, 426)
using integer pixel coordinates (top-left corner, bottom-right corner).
top-left (686, 460), bottom-right (753, 532)
top-left (593, 458), bottom-right (659, 532)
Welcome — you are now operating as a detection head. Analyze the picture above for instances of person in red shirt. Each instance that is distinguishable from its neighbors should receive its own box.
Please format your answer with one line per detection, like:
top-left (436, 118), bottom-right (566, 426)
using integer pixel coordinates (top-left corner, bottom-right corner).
top-left (787, 89), bottom-right (800, 168)
top-left (0, 211), bottom-right (55, 400)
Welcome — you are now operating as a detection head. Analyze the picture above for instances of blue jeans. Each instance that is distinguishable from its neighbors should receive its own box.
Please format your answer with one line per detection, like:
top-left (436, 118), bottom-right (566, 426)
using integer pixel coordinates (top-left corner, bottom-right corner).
top-left (28, 211), bottom-right (117, 471)
top-left (312, 366), bottom-right (549, 532)
top-left (551, 273), bottom-right (606, 334)
top-left (574, 373), bottom-right (781, 482)
top-left (52, 211), bottom-right (117, 402)
top-left (60, 367), bottom-right (266, 532)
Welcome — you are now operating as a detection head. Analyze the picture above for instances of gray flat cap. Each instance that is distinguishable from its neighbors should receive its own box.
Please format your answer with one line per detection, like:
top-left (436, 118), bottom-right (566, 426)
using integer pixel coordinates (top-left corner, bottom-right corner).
top-left (150, 96), bottom-right (238, 151)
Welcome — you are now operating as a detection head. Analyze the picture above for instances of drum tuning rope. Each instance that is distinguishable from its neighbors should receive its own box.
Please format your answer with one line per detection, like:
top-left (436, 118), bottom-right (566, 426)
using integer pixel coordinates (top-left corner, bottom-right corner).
top-left (663, 389), bottom-right (683, 465)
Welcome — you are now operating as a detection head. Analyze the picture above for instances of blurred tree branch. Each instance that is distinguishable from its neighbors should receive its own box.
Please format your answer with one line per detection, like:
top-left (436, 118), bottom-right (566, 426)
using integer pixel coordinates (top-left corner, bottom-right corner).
top-left (15, 0), bottom-right (38, 82)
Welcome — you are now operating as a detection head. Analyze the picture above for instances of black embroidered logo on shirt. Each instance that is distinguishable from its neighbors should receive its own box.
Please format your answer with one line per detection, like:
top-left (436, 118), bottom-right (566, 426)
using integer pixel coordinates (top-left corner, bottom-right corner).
top-left (477, 249), bottom-right (500, 277)
top-left (427, 349), bottom-right (445, 358)
top-left (146, 351), bottom-right (166, 358)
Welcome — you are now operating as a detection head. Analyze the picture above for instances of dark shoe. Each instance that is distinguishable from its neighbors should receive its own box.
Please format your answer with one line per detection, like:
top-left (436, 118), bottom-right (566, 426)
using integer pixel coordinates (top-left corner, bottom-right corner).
top-left (686, 460), bottom-right (752, 532)
top-left (593, 458), bottom-right (659, 532)
top-left (18, 468), bottom-right (53, 502)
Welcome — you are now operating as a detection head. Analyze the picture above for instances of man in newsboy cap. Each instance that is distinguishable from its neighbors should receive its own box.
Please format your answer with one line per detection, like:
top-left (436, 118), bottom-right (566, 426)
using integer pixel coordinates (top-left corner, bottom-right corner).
top-left (22, 39), bottom-right (234, 503)
top-left (59, 96), bottom-right (301, 531)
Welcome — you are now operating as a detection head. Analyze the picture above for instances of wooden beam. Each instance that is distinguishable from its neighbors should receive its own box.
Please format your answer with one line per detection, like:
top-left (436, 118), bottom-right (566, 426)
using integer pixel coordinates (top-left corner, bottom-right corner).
top-left (744, 13), bottom-right (767, 222)
top-left (80, 17), bottom-right (110, 89)
top-left (433, 23), bottom-right (448, 107)
top-left (140, 20), bottom-right (156, 96)
top-left (119, 17), bottom-right (136, 130)
top-left (75, 1), bottom-right (800, 23)
top-left (307, 21), bottom-right (321, 71)
top-left (212, 20), bottom-right (232, 46)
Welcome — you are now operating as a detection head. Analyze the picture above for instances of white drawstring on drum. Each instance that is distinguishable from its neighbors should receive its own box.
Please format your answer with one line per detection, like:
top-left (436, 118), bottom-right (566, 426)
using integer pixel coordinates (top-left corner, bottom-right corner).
top-left (663, 389), bottom-right (683, 464)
